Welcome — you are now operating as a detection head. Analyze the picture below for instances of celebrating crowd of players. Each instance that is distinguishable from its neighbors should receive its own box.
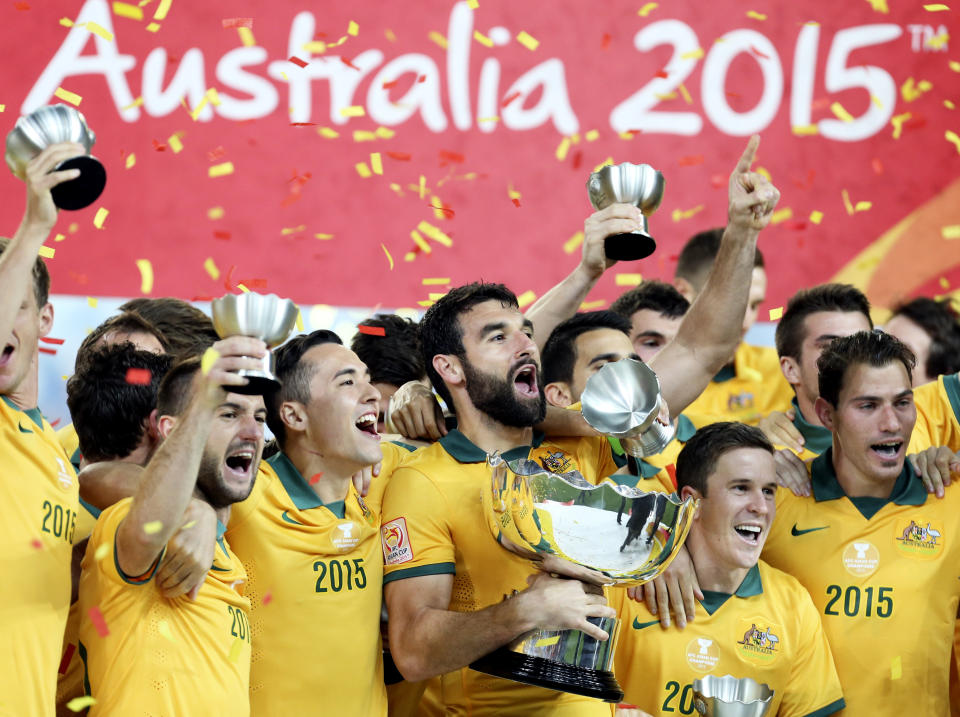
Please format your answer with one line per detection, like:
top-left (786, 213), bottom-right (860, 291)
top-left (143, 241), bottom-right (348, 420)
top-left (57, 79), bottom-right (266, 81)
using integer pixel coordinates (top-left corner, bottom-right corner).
top-left (3, 137), bottom-right (960, 717)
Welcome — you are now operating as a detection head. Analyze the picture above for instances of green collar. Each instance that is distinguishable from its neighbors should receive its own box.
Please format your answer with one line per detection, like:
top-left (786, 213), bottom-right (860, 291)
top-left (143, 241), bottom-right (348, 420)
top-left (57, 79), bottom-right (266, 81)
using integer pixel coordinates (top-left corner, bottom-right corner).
top-left (699, 564), bottom-right (763, 615)
top-left (810, 448), bottom-right (925, 519)
top-left (712, 364), bottom-right (736, 383)
top-left (790, 398), bottom-right (832, 455)
top-left (675, 414), bottom-right (697, 442)
top-left (944, 373), bottom-right (960, 424)
top-left (438, 428), bottom-right (545, 464)
top-left (267, 451), bottom-right (346, 519)
top-left (1, 395), bottom-right (44, 429)
top-left (216, 520), bottom-right (227, 541)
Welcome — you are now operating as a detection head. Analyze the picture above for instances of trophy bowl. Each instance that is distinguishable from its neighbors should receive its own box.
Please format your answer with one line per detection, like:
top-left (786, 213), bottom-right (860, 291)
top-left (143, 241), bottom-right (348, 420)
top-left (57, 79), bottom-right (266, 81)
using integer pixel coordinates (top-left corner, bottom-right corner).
top-left (586, 162), bottom-right (664, 262)
top-left (580, 358), bottom-right (674, 458)
top-left (5, 104), bottom-right (106, 210)
top-left (692, 675), bottom-right (774, 717)
top-left (211, 292), bottom-right (299, 395)
top-left (471, 453), bottom-right (698, 702)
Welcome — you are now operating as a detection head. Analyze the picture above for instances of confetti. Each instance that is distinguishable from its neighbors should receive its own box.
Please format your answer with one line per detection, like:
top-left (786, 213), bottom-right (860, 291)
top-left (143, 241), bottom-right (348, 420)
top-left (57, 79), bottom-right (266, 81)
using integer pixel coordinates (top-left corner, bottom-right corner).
top-left (125, 368), bottom-right (152, 385)
top-left (516, 290), bottom-right (537, 308)
top-left (901, 78), bottom-right (933, 102)
top-left (809, 210), bottom-right (824, 224)
top-left (280, 225), bottom-right (306, 236)
top-left (353, 130), bottom-right (377, 142)
top-left (924, 3), bottom-right (949, 9)
top-left (792, 124), bottom-right (818, 136)
top-left (125, 153), bottom-right (136, 169)
top-left (428, 31), bottom-right (448, 49)
top-left (53, 233), bottom-right (66, 242)
top-left (208, 206), bottom-right (224, 220)
top-left (926, 32), bottom-right (950, 49)
top-left (222, 17), bottom-right (253, 28)
top-left (308, 472), bottom-right (323, 485)
top-left (467, 0), bottom-right (479, 7)
top-left (477, 116), bottom-right (500, 123)
top-left (237, 283), bottom-right (250, 293)
top-left (229, 637), bottom-right (244, 662)
top-left (891, 112), bottom-right (911, 139)
top-left (157, 619), bottom-right (175, 641)
top-left (418, 175), bottom-right (426, 199)
top-left (770, 207), bottom-right (793, 224)
top-left (580, 300), bottom-right (605, 310)
top-left (768, 307), bottom-right (783, 320)
top-left (410, 230), bottom-right (431, 254)
top-left (262, 592), bottom-right (273, 605)
top-left (474, 30), bottom-right (494, 48)
top-left (370, 152), bottom-right (383, 175)
top-left (94, 543), bottom-right (110, 560)
top-left (830, 102), bottom-right (854, 123)
top-left (951, 61), bottom-right (960, 73)
top-left (678, 154), bottom-right (704, 166)
top-left (153, 0), bottom-right (172, 20)
top-left (678, 84), bottom-right (693, 104)
top-left (746, 10), bottom-right (767, 19)
top-left (58, 644), bottom-right (76, 675)
top-left (340, 105), bottom-right (365, 118)
top-left (947, 100), bottom-right (957, 109)
top-left (680, 47), bottom-right (704, 60)
top-left (238, 27), bottom-right (256, 46)
top-left (381, 243), bottom-right (394, 270)
top-left (54, 87), bottom-right (82, 106)
top-left (168, 134), bottom-right (183, 153)
top-left (87, 296), bottom-right (99, 308)
top-left (88, 606), bottom-right (109, 637)
top-left (136, 259), bottom-right (154, 294)
top-left (940, 277), bottom-right (951, 288)
top-left (209, 162), bottom-right (234, 178)
top-left (942, 225), bottom-right (960, 239)
top-left (93, 207), bottom-right (109, 229)
top-left (317, 127), bottom-right (339, 138)
top-left (60, 17), bottom-right (75, 27)
top-left (143, 520), bottom-right (163, 534)
top-left (85, 21), bottom-right (114, 41)
top-left (315, 233), bottom-right (334, 240)
top-left (357, 325), bottom-right (386, 336)
top-left (946, 130), bottom-right (960, 154)
top-left (375, 126), bottom-right (395, 139)
top-left (615, 273), bottom-right (643, 286)
top-left (66, 696), bottom-right (97, 712)
top-left (555, 137), bottom-right (571, 161)
top-left (31, 538), bottom-right (43, 549)
top-left (38, 246), bottom-right (55, 259)
top-left (891, 656), bottom-right (902, 680)
top-left (112, 2), bottom-right (143, 19)
top-left (516, 31), bottom-right (539, 51)
top-left (563, 231), bottom-right (584, 254)
top-left (422, 277), bottom-right (450, 285)
top-left (355, 162), bottom-right (372, 178)
top-left (201, 347), bottom-right (220, 375)
top-left (145, 22), bottom-right (160, 32)
top-left (671, 205), bottom-right (705, 221)
top-left (865, 0), bottom-right (889, 11)
top-left (637, 2), bottom-right (658, 16)
top-left (418, 221), bottom-right (453, 247)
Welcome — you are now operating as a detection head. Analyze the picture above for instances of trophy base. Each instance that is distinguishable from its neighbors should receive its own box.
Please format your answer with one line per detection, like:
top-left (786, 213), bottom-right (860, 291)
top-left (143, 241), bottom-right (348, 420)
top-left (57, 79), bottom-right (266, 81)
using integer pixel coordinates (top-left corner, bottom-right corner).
top-left (470, 647), bottom-right (624, 703)
top-left (231, 369), bottom-right (281, 396)
top-left (50, 155), bottom-right (106, 211)
top-left (604, 231), bottom-right (656, 262)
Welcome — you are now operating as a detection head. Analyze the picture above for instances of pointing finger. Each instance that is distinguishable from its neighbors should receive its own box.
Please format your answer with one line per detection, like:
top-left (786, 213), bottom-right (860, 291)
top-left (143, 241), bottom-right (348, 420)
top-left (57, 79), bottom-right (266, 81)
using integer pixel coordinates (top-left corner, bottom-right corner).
top-left (733, 135), bottom-right (760, 175)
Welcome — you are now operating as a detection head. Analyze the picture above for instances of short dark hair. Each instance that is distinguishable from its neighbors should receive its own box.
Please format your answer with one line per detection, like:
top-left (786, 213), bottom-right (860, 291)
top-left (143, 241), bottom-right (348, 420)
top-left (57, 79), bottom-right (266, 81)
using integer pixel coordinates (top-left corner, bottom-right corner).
top-left (419, 282), bottom-right (519, 409)
top-left (775, 284), bottom-right (873, 360)
top-left (156, 357), bottom-right (203, 418)
top-left (0, 236), bottom-right (51, 308)
top-left (610, 280), bottom-right (690, 320)
top-left (676, 421), bottom-right (773, 496)
top-left (66, 343), bottom-right (172, 462)
top-left (817, 331), bottom-right (915, 408)
top-left (74, 312), bottom-right (168, 371)
top-left (350, 314), bottom-right (425, 387)
top-left (675, 228), bottom-right (765, 290)
top-left (541, 311), bottom-right (632, 386)
top-left (890, 297), bottom-right (960, 378)
top-left (267, 330), bottom-right (343, 448)
top-left (119, 297), bottom-right (219, 361)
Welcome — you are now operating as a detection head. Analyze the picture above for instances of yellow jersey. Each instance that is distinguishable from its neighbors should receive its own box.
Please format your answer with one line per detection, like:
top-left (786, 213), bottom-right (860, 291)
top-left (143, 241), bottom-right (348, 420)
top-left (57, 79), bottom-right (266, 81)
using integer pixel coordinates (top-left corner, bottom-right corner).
top-left (77, 497), bottom-right (251, 716)
top-left (910, 373), bottom-right (960, 453)
top-left (608, 562), bottom-right (844, 716)
top-left (762, 450), bottom-right (960, 715)
top-left (772, 398), bottom-right (832, 463)
top-left (0, 395), bottom-right (78, 717)
top-left (226, 442), bottom-right (413, 716)
top-left (683, 344), bottom-right (793, 425)
top-left (381, 429), bottom-right (616, 716)
top-left (56, 422), bottom-right (80, 467)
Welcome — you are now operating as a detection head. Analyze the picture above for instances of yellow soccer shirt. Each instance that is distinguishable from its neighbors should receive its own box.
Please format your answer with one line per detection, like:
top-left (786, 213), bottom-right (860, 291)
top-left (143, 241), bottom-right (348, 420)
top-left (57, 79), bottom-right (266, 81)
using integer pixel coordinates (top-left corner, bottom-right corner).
top-left (381, 429), bottom-right (616, 716)
top-left (773, 398), bottom-right (832, 463)
top-left (225, 442), bottom-right (413, 716)
top-left (0, 395), bottom-right (78, 717)
top-left (683, 343), bottom-right (793, 426)
top-left (77, 497), bottom-right (252, 716)
top-left (608, 562), bottom-right (844, 717)
top-left (909, 373), bottom-right (960, 453)
top-left (762, 450), bottom-right (960, 715)
top-left (57, 422), bottom-right (79, 466)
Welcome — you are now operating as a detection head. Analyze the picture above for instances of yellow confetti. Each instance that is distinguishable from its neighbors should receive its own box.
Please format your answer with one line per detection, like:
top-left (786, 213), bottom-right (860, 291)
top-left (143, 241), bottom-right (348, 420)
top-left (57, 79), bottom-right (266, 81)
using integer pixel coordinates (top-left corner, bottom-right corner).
top-left (0, 105), bottom-right (4, 112)
top-left (280, 225), bottom-right (305, 236)
top-left (563, 231), bottom-right (584, 254)
top-left (93, 207), bottom-right (109, 229)
top-left (477, 116), bottom-right (500, 123)
top-left (951, 61), bottom-right (960, 72)
top-left (901, 77), bottom-right (933, 102)
top-left (841, 190), bottom-right (854, 215)
top-left (891, 112), bottom-right (911, 139)
top-left (87, 296), bottom-right (99, 308)
top-left (516, 31), bottom-right (539, 51)
top-left (54, 233), bottom-right (66, 242)
top-left (430, 195), bottom-right (448, 220)
top-left (317, 127), bottom-right (339, 139)
top-left (136, 259), bottom-right (154, 294)
top-left (201, 347), bottom-right (219, 375)
top-left (924, 3), bottom-right (949, 9)
top-left (237, 26), bottom-right (256, 46)
top-left (54, 87), bottom-right (82, 106)
top-left (375, 126), bottom-right (395, 139)
top-left (38, 246), bottom-right (55, 259)
top-left (942, 225), bottom-right (960, 239)
top-left (353, 130), bottom-right (377, 142)
top-left (203, 257), bottom-right (220, 280)
top-left (584, 129), bottom-right (600, 142)
top-left (680, 47), bottom-right (704, 60)
top-left (340, 105), bottom-right (365, 118)
top-left (355, 162), bottom-right (372, 178)
top-left (208, 162), bottom-right (234, 178)
top-left (143, 520), bottom-right (163, 535)
top-left (411, 230), bottom-right (431, 254)
top-left (555, 137), bottom-right (571, 161)
top-left (792, 124), bottom-right (818, 135)
top-left (315, 233), bottom-right (334, 240)
top-left (85, 21), bottom-right (114, 41)
top-left (580, 300), bottom-right (605, 310)
top-left (671, 205), bottom-right (705, 221)
top-left (870, 95), bottom-right (884, 109)
top-left (60, 17), bottom-right (75, 27)
top-left (237, 283), bottom-right (250, 293)
top-left (94, 543), bottom-right (109, 560)
top-left (638, 2), bottom-right (658, 16)
top-left (946, 100), bottom-right (957, 109)
top-left (678, 84), bottom-right (693, 105)
top-left (654, 92), bottom-right (677, 101)
top-left (207, 206), bottom-right (224, 220)
top-left (946, 130), bottom-right (960, 153)
top-left (157, 619), bottom-right (175, 642)
top-left (145, 22), bottom-right (160, 32)
top-left (809, 210), bottom-right (824, 224)
top-left (348, 20), bottom-right (359, 36)
top-left (228, 637), bottom-right (244, 662)
top-left (121, 96), bottom-right (144, 111)
top-left (830, 102), bottom-right (854, 123)
top-left (417, 299), bottom-right (433, 306)
top-left (66, 696), bottom-right (97, 712)
top-left (153, 0), bottom-right (172, 20)
top-left (422, 277), bottom-right (450, 285)
top-left (418, 221), bottom-right (453, 247)
top-left (419, 175), bottom-right (426, 199)
top-left (535, 635), bottom-right (561, 648)
top-left (467, 0), bottom-right (479, 6)
top-left (517, 290), bottom-right (537, 308)
top-left (926, 32), bottom-right (950, 49)
top-left (124, 153), bottom-right (136, 169)
top-left (385, 29), bottom-right (397, 42)
top-left (615, 273), bottom-right (643, 286)
top-left (768, 307), bottom-right (784, 321)
top-left (205, 87), bottom-right (221, 106)
top-left (940, 277), bottom-right (951, 289)
top-left (427, 292), bottom-right (446, 301)
top-left (770, 207), bottom-right (793, 225)
top-left (891, 656), bottom-right (902, 680)
top-left (746, 10), bottom-right (767, 20)
top-left (592, 157), bottom-right (614, 173)
top-left (429, 31), bottom-right (448, 49)
top-left (190, 95), bottom-right (209, 121)
top-left (381, 243), bottom-right (394, 270)
top-left (865, 0), bottom-right (888, 11)
top-left (370, 152), bottom-right (383, 175)
top-left (474, 30), bottom-right (494, 48)
top-left (168, 134), bottom-right (183, 153)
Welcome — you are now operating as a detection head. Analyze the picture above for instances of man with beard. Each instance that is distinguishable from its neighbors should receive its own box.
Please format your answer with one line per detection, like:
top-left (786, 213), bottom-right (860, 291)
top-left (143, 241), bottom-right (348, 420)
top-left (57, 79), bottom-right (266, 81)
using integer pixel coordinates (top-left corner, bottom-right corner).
top-left (76, 337), bottom-right (266, 715)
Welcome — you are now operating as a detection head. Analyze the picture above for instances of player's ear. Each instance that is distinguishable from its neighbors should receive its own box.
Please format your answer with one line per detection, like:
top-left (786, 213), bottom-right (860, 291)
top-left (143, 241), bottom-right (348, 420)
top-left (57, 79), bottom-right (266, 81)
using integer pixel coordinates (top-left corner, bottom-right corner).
top-left (814, 397), bottom-right (835, 431)
top-left (674, 277), bottom-right (697, 303)
top-left (680, 485), bottom-right (702, 518)
top-left (37, 302), bottom-right (54, 337)
top-left (279, 401), bottom-right (308, 434)
top-left (157, 413), bottom-right (177, 439)
top-left (544, 381), bottom-right (573, 408)
top-left (433, 354), bottom-right (463, 388)
top-left (780, 355), bottom-right (801, 387)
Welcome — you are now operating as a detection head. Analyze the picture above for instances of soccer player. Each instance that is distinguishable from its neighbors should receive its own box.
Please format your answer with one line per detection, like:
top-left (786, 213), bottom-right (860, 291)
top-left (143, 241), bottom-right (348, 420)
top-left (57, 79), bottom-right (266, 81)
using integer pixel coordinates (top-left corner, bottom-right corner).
top-left (609, 422), bottom-right (844, 716)
top-left (77, 337), bottom-right (266, 715)
top-left (761, 330), bottom-right (960, 714)
top-left (119, 296), bottom-right (221, 360)
top-left (885, 297), bottom-right (960, 387)
top-left (609, 280), bottom-right (689, 363)
top-left (0, 141), bottom-right (83, 716)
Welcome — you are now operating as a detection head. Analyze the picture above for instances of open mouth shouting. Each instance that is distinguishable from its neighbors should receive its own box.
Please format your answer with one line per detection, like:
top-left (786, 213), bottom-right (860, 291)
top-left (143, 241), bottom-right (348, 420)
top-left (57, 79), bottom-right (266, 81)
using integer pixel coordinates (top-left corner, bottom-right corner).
top-left (224, 444), bottom-right (257, 480)
top-left (870, 439), bottom-right (904, 463)
top-left (734, 522), bottom-right (763, 545)
top-left (355, 411), bottom-right (381, 440)
top-left (512, 362), bottom-right (540, 399)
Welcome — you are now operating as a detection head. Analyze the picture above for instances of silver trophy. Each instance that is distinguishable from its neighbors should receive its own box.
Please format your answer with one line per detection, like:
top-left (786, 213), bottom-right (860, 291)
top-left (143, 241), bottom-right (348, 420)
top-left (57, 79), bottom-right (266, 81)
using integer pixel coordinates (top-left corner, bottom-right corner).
top-left (471, 453), bottom-right (697, 702)
top-left (211, 292), bottom-right (299, 395)
top-left (6, 104), bottom-right (106, 210)
top-left (581, 358), bottom-right (675, 458)
top-left (693, 675), bottom-right (774, 717)
top-left (587, 162), bottom-right (664, 261)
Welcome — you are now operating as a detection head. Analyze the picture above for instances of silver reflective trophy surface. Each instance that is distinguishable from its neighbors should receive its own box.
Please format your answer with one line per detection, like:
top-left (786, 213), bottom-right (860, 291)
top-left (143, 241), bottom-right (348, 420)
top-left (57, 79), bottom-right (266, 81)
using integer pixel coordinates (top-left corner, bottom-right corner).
top-left (586, 162), bottom-right (664, 261)
top-left (581, 358), bottom-right (675, 458)
top-left (693, 675), bottom-right (774, 717)
top-left (5, 105), bottom-right (107, 210)
top-left (211, 292), bottom-right (299, 395)
top-left (471, 452), bottom-right (698, 701)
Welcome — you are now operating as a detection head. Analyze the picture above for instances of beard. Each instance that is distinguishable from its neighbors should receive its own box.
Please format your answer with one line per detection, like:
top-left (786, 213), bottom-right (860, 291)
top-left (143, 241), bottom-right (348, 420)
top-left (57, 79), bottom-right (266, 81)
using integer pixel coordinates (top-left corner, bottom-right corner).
top-left (462, 357), bottom-right (546, 428)
top-left (195, 442), bottom-right (259, 510)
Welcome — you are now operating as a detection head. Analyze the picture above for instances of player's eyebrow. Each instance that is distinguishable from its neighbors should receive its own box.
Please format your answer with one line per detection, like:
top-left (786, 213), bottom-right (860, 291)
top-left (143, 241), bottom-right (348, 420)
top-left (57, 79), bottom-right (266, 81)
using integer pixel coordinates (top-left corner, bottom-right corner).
top-left (333, 367), bottom-right (358, 379)
top-left (635, 331), bottom-right (666, 340)
top-left (588, 352), bottom-right (623, 366)
top-left (850, 389), bottom-right (913, 403)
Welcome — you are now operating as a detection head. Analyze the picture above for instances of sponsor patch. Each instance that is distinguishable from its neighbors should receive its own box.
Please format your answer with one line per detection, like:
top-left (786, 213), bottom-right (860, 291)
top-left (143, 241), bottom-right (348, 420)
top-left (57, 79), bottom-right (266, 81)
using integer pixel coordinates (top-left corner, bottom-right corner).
top-left (382, 517), bottom-right (413, 565)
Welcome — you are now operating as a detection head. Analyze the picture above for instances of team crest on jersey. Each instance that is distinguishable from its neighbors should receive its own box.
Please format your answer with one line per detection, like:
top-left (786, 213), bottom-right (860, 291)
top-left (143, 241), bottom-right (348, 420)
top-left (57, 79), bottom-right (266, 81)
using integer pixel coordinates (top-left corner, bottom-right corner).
top-left (894, 519), bottom-right (943, 560)
top-left (381, 518), bottom-right (413, 565)
top-left (735, 619), bottom-right (782, 665)
top-left (842, 540), bottom-right (880, 577)
top-left (332, 521), bottom-right (360, 552)
top-left (685, 636), bottom-right (720, 672)
top-left (538, 450), bottom-right (575, 474)
top-left (726, 392), bottom-right (755, 412)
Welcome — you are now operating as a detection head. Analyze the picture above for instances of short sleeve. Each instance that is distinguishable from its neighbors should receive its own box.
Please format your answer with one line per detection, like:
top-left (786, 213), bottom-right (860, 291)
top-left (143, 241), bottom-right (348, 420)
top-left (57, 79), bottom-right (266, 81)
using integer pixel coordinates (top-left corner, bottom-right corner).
top-left (93, 499), bottom-right (164, 587)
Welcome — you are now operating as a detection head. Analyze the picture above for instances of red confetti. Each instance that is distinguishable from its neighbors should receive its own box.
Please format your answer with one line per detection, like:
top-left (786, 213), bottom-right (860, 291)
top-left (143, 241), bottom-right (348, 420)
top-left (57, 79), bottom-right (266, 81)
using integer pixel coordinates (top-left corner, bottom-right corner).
top-left (14, 2), bottom-right (30, 9)
top-left (601, 33), bottom-right (611, 49)
top-left (654, 70), bottom-right (669, 79)
top-left (665, 464), bottom-right (677, 490)
top-left (31, 538), bottom-right (43, 549)
top-left (678, 154), bottom-right (704, 166)
top-left (386, 151), bottom-right (412, 161)
top-left (417, 75), bottom-right (426, 83)
top-left (58, 644), bottom-right (76, 675)
top-left (430, 203), bottom-right (455, 218)
top-left (125, 368), bottom-right (152, 385)
top-left (439, 150), bottom-right (465, 165)
top-left (871, 158), bottom-right (884, 175)
top-left (40, 336), bottom-right (65, 345)
top-left (88, 606), bottom-right (110, 637)
top-left (501, 91), bottom-right (522, 108)
top-left (207, 146), bottom-right (226, 161)
top-left (290, 122), bottom-right (318, 126)
top-left (222, 17), bottom-right (253, 28)
top-left (726, 91), bottom-right (741, 99)
top-left (710, 174), bottom-right (726, 188)
top-left (213, 231), bottom-right (232, 240)
top-left (791, 169), bottom-right (816, 190)
top-left (308, 472), bottom-right (323, 485)
top-left (382, 79), bottom-right (399, 90)
top-left (289, 56), bottom-right (308, 68)
top-left (511, 198), bottom-right (521, 208)
top-left (357, 325), bottom-right (386, 336)
top-left (38, 347), bottom-right (57, 355)
top-left (152, 139), bottom-right (166, 152)
top-left (223, 264), bottom-right (237, 291)
top-left (341, 57), bottom-right (361, 71)
top-left (571, 150), bottom-right (582, 170)
top-left (50, 418), bottom-right (61, 428)
top-left (237, 278), bottom-right (267, 289)
top-left (750, 46), bottom-right (769, 60)
top-left (262, 592), bottom-right (273, 605)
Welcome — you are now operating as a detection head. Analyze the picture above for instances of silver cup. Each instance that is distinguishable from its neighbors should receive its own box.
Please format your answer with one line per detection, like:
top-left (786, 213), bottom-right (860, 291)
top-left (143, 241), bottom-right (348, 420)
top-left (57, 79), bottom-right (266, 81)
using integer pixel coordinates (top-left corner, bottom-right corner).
top-left (580, 358), bottom-right (674, 458)
top-left (471, 453), bottom-right (698, 702)
top-left (5, 104), bottom-right (106, 210)
top-left (211, 292), bottom-right (299, 395)
top-left (693, 675), bottom-right (774, 717)
top-left (586, 162), bottom-right (664, 261)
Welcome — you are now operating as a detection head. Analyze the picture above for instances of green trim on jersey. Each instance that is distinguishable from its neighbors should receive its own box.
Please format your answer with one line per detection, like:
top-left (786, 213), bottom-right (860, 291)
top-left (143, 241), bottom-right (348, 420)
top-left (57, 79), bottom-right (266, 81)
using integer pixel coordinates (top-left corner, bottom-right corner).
top-left (382, 562), bottom-right (456, 584)
top-left (1, 394), bottom-right (44, 429)
top-left (699, 564), bottom-right (763, 615)
top-left (438, 428), bottom-right (546, 464)
top-left (810, 448), bottom-right (924, 519)
top-left (804, 697), bottom-right (846, 717)
top-left (944, 373), bottom-right (960, 424)
top-left (267, 451), bottom-right (346, 518)
top-left (391, 439), bottom-right (418, 452)
top-left (78, 640), bottom-right (91, 697)
top-left (790, 398), bottom-right (832, 456)
top-left (113, 526), bottom-right (164, 586)
top-left (70, 445), bottom-right (83, 471)
top-left (675, 414), bottom-right (697, 442)
top-left (712, 364), bottom-right (737, 383)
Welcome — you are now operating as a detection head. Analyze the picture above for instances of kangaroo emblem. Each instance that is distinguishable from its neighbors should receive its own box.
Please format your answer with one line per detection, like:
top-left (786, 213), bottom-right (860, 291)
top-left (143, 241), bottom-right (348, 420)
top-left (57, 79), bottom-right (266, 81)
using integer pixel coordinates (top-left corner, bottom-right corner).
top-left (898, 521), bottom-right (918, 541)
top-left (738, 624), bottom-right (758, 645)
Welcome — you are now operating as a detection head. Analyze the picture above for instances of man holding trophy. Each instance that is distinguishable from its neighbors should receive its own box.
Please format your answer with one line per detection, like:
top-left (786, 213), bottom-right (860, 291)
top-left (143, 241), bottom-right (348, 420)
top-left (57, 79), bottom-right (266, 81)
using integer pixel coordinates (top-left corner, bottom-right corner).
top-left (381, 136), bottom-right (781, 715)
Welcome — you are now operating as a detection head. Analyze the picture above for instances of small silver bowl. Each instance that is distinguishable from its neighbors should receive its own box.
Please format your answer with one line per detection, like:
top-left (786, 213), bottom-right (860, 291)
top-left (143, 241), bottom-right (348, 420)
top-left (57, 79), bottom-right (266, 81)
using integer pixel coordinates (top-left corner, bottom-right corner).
top-left (692, 675), bottom-right (774, 717)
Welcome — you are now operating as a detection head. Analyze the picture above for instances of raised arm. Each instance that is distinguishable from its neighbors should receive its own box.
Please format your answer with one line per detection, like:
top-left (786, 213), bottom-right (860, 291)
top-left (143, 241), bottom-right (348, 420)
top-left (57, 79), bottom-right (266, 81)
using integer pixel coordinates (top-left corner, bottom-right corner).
top-left (649, 136), bottom-right (780, 416)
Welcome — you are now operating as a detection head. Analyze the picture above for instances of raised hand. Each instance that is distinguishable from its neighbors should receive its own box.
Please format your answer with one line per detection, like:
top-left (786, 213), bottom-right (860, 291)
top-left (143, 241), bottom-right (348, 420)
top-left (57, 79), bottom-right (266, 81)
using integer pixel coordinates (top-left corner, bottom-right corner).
top-left (21, 141), bottom-right (84, 234)
top-left (727, 135), bottom-right (781, 232)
